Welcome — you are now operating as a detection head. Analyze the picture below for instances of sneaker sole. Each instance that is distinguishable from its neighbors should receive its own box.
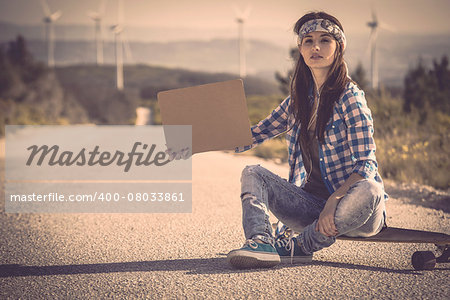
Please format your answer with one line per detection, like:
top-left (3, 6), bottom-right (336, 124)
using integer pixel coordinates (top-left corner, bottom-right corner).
top-left (279, 256), bottom-right (313, 264)
top-left (227, 249), bottom-right (280, 269)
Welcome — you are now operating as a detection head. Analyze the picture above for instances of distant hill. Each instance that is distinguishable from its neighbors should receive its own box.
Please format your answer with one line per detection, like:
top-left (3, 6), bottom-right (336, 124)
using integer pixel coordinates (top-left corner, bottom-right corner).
top-left (54, 64), bottom-right (281, 124)
top-left (25, 38), bottom-right (292, 82)
top-left (55, 64), bottom-right (280, 97)
top-left (2, 22), bottom-right (450, 87)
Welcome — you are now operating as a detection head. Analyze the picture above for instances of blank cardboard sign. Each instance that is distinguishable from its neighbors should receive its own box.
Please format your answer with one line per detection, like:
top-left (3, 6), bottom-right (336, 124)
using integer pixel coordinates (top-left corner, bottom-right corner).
top-left (157, 79), bottom-right (253, 154)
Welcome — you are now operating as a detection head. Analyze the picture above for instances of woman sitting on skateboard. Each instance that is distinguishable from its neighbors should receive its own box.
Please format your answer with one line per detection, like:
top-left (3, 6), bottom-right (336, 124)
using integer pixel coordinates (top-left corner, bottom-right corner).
top-left (227, 11), bottom-right (388, 269)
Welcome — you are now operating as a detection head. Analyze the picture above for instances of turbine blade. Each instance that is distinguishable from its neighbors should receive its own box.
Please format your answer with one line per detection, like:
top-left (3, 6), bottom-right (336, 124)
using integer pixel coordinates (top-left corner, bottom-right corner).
top-left (50, 11), bottom-right (62, 22)
top-left (40, 0), bottom-right (51, 16)
top-left (111, 24), bottom-right (123, 34)
top-left (99, 0), bottom-right (108, 16)
top-left (242, 5), bottom-right (252, 20)
top-left (87, 10), bottom-right (100, 20)
top-left (118, 0), bottom-right (124, 24)
top-left (370, 28), bottom-right (378, 44)
top-left (379, 21), bottom-right (396, 32)
top-left (364, 37), bottom-right (371, 57)
top-left (122, 32), bottom-right (134, 63)
top-left (370, 2), bottom-right (378, 23)
top-left (232, 4), bottom-right (242, 17)
top-left (371, 31), bottom-right (378, 55)
top-left (366, 28), bottom-right (378, 55)
top-left (364, 31), bottom-right (372, 57)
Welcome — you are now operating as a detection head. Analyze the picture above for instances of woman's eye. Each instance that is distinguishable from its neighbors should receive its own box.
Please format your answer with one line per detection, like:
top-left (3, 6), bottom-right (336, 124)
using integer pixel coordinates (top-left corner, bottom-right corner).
top-left (303, 39), bottom-right (312, 44)
top-left (321, 39), bottom-right (330, 43)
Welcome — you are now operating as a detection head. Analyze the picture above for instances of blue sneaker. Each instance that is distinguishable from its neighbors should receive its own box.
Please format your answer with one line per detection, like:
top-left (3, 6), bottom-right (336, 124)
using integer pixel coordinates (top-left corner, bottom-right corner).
top-left (275, 235), bottom-right (313, 264)
top-left (227, 239), bottom-right (281, 269)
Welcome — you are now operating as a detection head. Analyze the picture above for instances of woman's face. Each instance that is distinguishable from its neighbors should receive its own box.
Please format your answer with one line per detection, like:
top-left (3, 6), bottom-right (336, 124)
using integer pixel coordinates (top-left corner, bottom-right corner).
top-left (299, 31), bottom-right (337, 72)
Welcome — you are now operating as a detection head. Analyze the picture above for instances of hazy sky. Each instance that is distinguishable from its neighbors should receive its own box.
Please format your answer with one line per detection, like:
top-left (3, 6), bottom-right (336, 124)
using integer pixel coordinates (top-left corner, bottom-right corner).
top-left (1, 0), bottom-right (449, 35)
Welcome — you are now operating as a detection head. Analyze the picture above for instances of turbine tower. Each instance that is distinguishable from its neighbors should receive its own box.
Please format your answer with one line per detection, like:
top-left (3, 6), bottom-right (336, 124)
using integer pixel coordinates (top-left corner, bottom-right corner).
top-left (367, 9), bottom-right (379, 90)
top-left (88, 0), bottom-right (108, 65)
top-left (111, 0), bottom-right (124, 90)
top-left (40, 0), bottom-right (62, 68)
top-left (233, 5), bottom-right (251, 78)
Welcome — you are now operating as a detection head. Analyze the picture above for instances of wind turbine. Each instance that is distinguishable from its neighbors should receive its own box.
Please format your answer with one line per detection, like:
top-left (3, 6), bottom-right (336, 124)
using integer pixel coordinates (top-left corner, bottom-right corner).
top-left (366, 7), bottom-right (395, 90)
top-left (87, 0), bottom-right (108, 65)
top-left (233, 5), bottom-right (252, 78)
top-left (367, 9), bottom-right (379, 89)
top-left (110, 0), bottom-right (134, 91)
top-left (40, 0), bottom-right (62, 68)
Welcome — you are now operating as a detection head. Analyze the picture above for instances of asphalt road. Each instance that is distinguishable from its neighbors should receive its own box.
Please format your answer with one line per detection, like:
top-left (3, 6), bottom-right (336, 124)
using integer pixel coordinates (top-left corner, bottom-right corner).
top-left (1, 149), bottom-right (449, 299)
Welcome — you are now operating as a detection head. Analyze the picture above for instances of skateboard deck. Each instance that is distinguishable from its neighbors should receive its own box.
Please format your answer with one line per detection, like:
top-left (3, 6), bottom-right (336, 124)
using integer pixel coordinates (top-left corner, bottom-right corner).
top-left (337, 227), bottom-right (450, 245)
top-left (337, 227), bottom-right (450, 270)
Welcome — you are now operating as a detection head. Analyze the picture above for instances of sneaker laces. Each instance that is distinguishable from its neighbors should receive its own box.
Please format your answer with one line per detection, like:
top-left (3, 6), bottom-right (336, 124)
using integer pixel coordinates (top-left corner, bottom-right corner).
top-left (243, 239), bottom-right (259, 249)
top-left (276, 230), bottom-right (296, 264)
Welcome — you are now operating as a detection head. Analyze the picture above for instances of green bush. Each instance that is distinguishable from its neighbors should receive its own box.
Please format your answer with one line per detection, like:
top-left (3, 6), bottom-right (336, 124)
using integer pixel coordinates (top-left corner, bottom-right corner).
top-left (0, 36), bottom-right (89, 135)
top-left (243, 89), bottom-right (449, 189)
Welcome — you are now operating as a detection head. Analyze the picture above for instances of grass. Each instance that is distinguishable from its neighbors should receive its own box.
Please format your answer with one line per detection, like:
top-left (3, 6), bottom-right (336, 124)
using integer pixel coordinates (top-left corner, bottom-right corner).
top-left (241, 91), bottom-right (449, 190)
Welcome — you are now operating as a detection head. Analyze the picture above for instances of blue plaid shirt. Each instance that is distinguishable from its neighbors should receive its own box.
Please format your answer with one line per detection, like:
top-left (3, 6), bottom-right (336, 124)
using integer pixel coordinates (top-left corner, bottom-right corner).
top-left (238, 82), bottom-right (386, 197)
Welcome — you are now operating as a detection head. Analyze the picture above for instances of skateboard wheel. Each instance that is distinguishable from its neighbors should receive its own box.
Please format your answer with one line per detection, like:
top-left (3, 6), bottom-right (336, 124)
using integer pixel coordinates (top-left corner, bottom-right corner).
top-left (412, 251), bottom-right (436, 270)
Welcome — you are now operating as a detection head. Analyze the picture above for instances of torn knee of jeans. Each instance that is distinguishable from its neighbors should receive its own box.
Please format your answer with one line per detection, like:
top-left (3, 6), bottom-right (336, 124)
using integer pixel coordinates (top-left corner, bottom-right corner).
top-left (252, 200), bottom-right (268, 212)
top-left (242, 194), bottom-right (269, 214)
top-left (241, 192), bottom-right (256, 200)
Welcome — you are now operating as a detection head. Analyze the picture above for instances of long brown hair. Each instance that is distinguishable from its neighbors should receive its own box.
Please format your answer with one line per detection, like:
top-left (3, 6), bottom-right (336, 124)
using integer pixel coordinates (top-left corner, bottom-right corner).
top-left (291, 12), bottom-right (351, 146)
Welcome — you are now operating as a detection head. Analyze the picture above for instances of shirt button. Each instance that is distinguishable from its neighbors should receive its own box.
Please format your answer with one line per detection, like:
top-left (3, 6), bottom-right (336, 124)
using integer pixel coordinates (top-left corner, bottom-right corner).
top-left (332, 125), bottom-right (335, 128)
top-left (320, 158), bottom-right (323, 161)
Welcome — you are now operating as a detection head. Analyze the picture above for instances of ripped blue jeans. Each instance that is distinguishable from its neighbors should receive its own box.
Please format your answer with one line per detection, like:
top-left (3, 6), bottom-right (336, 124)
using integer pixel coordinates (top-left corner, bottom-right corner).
top-left (240, 165), bottom-right (386, 255)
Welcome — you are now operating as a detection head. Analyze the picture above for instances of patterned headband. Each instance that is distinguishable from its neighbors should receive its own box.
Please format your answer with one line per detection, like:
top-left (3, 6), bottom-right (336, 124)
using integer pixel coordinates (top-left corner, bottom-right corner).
top-left (297, 19), bottom-right (347, 50)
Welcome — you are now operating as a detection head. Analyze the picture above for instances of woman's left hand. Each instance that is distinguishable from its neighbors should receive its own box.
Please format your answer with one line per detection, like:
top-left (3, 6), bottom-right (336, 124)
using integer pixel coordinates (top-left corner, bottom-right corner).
top-left (316, 197), bottom-right (339, 237)
top-left (315, 173), bottom-right (364, 237)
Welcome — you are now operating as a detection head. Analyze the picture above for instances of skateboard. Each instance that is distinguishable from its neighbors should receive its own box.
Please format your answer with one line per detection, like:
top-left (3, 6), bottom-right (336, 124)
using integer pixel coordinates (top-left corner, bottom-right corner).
top-left (274, 223), bottom-right (450, 270)
top-left (337, 227), bottom-right (450, 270)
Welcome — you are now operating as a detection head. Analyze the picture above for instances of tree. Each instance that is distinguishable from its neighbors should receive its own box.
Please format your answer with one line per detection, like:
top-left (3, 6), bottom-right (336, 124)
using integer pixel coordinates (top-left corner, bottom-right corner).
top-left (0, 35), bottom-right (88, 135)
top-left (403, 55), bottom-right (450, 122)
top-left (6, 35), bottom-right (33, 68)
top-left (430, 56), bottom-right (450, 113)
top-left (0, 46), bottom-right (18, 96)
top-left (6, 35), bottom-right (46, 83)
top-left (351, 62), bottom-right (369, 91)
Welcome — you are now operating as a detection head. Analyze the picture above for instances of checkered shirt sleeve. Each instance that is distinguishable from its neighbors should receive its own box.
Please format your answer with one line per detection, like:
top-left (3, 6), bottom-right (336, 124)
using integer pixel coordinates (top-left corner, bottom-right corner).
top-left (236, 96), bottom-right (291, 152)
top-left (339, 88), bottom-right (378, 179)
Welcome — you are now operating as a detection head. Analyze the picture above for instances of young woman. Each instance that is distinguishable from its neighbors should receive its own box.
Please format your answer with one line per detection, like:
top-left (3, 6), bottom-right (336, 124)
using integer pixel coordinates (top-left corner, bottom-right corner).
top-left (227, 11), bottom-right (388, 269)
